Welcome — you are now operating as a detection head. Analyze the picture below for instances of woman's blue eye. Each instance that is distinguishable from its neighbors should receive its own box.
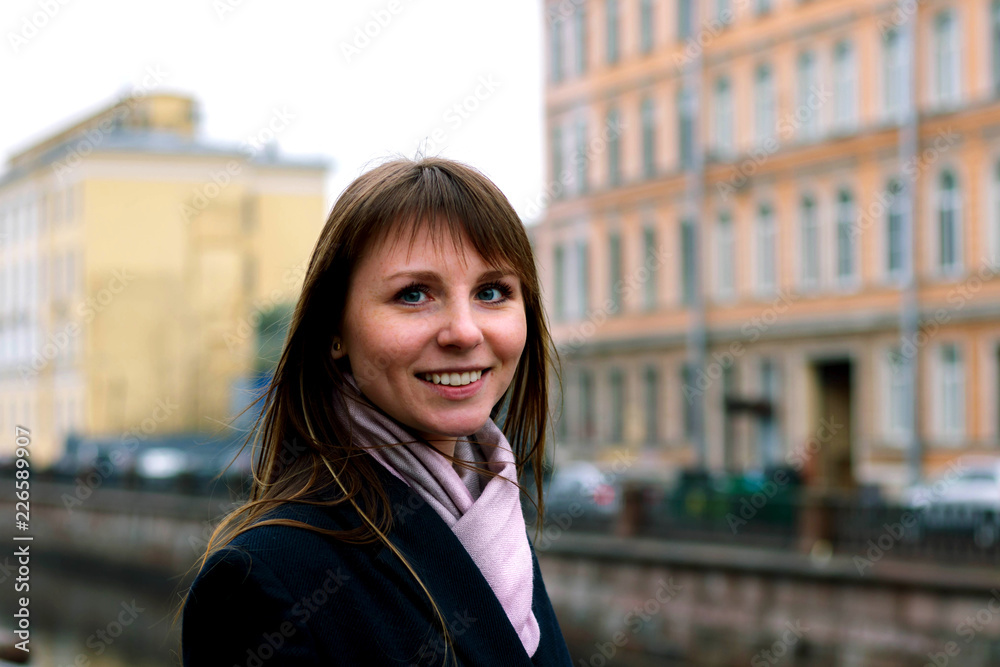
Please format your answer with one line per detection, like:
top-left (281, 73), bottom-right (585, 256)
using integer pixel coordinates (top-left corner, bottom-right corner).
top-left (479, 287), bottom-right (502, 301)
top-left (400, 290), bottom-right (425, 303)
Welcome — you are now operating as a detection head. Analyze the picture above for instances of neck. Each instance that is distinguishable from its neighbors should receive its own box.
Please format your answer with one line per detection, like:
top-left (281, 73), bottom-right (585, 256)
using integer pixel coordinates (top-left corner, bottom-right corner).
top-left (423, 437), bottom-right (458, 459)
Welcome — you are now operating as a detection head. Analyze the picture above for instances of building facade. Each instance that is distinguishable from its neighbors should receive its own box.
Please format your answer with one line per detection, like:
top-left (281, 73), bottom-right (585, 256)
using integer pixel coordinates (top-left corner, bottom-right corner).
top-left (0, 93), bottom-right (328, 464)
top-left (535, 0), bottom-right (1000, 490)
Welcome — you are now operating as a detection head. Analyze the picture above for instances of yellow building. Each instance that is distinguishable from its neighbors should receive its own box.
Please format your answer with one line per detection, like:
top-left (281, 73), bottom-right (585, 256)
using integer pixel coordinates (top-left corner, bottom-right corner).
top-left (535, 0), bottom-right (1000, 490)
top-left (0, 93), bottom-right (328, 465)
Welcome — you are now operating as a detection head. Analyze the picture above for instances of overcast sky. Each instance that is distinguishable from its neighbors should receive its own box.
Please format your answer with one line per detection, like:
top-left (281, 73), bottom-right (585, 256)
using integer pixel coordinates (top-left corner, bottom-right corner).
top-left (1, 0), bottom-right (546, 221)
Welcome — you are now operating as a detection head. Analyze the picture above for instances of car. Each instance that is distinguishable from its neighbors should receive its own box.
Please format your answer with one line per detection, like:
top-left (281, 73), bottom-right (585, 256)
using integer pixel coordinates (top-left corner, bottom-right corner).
top-left (523, 461), bottom-right (622, 533)
top-left (902, 456), bottom-right (1000, 547)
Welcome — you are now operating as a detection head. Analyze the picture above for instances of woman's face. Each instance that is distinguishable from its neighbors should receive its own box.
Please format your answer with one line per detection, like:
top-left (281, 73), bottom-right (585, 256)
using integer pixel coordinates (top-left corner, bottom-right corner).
top-left (338, 222), bottom-right (527, 455)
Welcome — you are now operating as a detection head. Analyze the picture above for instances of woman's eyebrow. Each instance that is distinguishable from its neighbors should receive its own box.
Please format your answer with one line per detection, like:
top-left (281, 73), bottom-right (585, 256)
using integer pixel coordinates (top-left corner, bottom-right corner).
top-left (384, 268), bottom-right (517, 282)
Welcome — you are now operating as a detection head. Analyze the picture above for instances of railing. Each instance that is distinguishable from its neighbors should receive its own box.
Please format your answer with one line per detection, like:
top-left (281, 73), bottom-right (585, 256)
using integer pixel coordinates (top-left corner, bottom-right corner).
top-left (529, 482), bottom-right (1000, 568)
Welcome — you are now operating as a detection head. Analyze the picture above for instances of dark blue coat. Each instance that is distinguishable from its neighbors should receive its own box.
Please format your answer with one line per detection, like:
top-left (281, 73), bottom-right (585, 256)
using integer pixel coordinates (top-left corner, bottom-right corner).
top-left (181, 461), bottom-right (573, 666)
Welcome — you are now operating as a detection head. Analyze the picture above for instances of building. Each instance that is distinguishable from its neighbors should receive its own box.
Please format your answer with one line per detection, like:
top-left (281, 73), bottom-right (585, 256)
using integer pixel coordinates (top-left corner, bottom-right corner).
top-left (534, 0), bottom-right (1000, 491)
top-left (0, 93), bottom-right (328, 465)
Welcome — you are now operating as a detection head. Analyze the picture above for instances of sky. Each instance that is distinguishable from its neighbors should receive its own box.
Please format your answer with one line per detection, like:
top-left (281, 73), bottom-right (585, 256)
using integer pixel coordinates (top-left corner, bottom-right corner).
top-left (0, 0), bottom-right (546, 221)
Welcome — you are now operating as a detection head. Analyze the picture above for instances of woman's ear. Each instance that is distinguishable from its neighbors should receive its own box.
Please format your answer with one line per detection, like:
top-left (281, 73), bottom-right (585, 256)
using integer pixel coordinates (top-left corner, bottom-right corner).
top-left (331, 337), bottom-right (346, 360)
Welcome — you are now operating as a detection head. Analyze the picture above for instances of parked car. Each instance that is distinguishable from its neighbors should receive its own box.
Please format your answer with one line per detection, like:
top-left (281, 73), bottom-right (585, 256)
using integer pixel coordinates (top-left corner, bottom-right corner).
top-left (903, 456), bottom-right (1000, 546)
top-left (523, 461), bottom-right (622, 531)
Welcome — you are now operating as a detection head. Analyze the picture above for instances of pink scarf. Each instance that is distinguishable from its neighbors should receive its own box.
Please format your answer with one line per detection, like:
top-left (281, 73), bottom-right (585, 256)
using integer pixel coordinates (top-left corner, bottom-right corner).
top-left (333, 371), bottom-right (540, 657)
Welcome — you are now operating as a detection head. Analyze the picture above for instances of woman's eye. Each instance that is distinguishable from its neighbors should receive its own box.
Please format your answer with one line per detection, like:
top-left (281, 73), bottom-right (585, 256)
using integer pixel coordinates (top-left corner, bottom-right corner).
top-left (400, 290), bottom-right (425, 304)
top-left (478, 287), bottom-right (503, 301)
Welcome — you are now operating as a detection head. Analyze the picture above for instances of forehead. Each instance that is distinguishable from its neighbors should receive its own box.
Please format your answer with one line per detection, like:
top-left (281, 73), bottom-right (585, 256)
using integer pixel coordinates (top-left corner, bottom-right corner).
top-left (362, 218), bottom-right (511, 275)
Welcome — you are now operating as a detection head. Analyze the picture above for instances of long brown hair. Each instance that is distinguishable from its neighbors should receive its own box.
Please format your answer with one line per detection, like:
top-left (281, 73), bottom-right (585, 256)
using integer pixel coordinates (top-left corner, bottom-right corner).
top-left (176, 157), bottom-right (559, 663)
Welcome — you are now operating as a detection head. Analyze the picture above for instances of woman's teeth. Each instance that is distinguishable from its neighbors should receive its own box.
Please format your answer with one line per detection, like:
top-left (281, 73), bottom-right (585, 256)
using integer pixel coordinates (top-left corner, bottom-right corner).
top-left (422, 370), bottom-right (484, 386)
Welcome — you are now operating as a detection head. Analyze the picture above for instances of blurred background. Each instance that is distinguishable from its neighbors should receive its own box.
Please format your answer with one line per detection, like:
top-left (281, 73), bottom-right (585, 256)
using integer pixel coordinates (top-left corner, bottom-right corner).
top-left (2, 0), bottom-right (1000, 665)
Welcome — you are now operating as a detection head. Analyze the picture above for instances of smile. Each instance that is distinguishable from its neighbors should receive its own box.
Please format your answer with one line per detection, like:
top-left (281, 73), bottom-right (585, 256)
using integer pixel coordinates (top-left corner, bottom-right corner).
top-left (419, 369), bottom-right (485, 386)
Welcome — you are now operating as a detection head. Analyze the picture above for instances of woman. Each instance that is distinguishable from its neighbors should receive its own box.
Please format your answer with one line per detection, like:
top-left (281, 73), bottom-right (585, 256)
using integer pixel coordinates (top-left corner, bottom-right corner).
top-left (180, 157), bottom-right (573, 666)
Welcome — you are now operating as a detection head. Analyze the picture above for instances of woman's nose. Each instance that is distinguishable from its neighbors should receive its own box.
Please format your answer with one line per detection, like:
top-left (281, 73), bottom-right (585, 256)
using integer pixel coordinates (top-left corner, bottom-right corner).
top-left (436, 301), bottom-right (484, 349)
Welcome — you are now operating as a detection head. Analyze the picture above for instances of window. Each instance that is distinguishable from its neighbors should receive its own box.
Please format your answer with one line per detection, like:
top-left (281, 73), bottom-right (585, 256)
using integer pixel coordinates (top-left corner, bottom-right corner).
top-left (882, 347), bottom-right (911, 443)
top-left (717, 0), bottom-right (732, 25)
top-left (833, 41), bottom-right (857, 130)
top-left (993, 1), bottom-right (1000, 94)
top-left (714, 76), bottom-right (734, 157)
top-left (756, 203), bottom-right (776, 293)
top-left (574, 117), bottom-right (588, 194)
top-left (551, 125), bottom-right (564, 187)
top-left (243, 255), bottom-right (257, 295)
top-left (607, 109), bottom-right (622, 186)
top-left (797, 52), bottom-right (820, 140)
top-left (715, 211), bottom-right (735, 299)
top-left (550, 18), bottom-right (564, 83)
top-left (992, 161), bottom-right (1000, 264)
top-left (241, 195), bottom-right (257, 233)
top-left (933, 10), bottom-right (961, 106)
top-left (644, 365), bottom-right (660, 444)
top-left (937, 343), bottom-right (965, 440)
top-left (937, 170), bottom-right (961, 273)
top-left (609, 231), bottom-right (622, 313)
top-left (606, 0), bottom-right (619, 64)
top-left (643, 226), bottom-right (658, 309)
top-left (609, 368), bottom-right (625, 442)
top-left (755, 64), bottom-right (776, 145)
top-left (758, 359), bottom-right (779, 465)
top-left (678, 86), bottom-right (695, 169)
top-left (574, 5), bottom-right (587, 75)
top-left (64, 250), bottom-right (76, 298)
top-left (680, 218), bottom-right (696, 305)
top-left (553, 244), bottom-right (566, 321)
top-left (641, 96), bottom-right (656, 177)
top-left (678, 0), bottom-right (693, 40)
top-left (580, 369), bottom-right (595, 439)
top-left (800, 195), bottom-right (820, 289)
top-left (681, 363), bottom-right (696, 439)
top-left (836, 189), bottom-right (856, 283)
top-left (575, 238), bottom-right (590, 318)
top-left (640, 0), bottom-right (654, 53)
top-left (607, 108), bottom-right (621, 185)
top-left (883, 29), bottom-right (907, 121)
top-left (886, 179), bottom-right (905, 278)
